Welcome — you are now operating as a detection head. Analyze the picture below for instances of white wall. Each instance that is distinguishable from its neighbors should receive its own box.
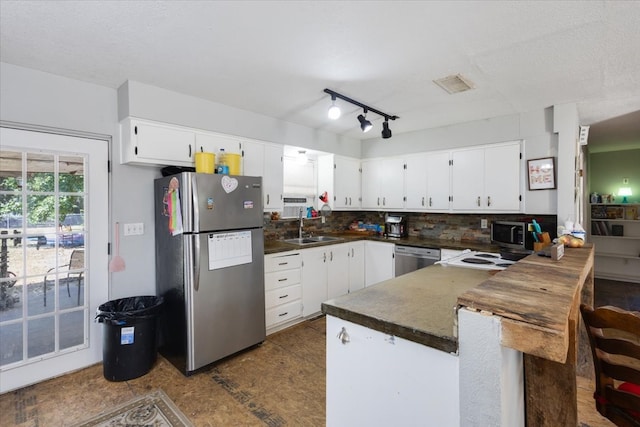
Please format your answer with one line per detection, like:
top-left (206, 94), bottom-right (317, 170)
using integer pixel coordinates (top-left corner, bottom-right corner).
top-left (119, 80), bottom-right (362, 158)
top-left (362, 108), bottom-right (559, 215)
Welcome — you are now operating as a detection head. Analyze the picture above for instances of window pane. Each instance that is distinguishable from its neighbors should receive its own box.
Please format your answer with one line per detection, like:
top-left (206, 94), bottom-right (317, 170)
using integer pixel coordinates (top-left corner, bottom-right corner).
top-left (59, 195), bottom-right (85, 232)
top-left (0, 150), bottom-right (22, 191)
top-left (0, 276), bottom-right (22, 319)
top-left (28, 317), bottom-right (54, 358)
top-left (60, 311), bottom-right (84, 349)
top-left (58, 156), bottom-right (84, 193)
top-left (26, 153), bottom-right (54, 192)
top-left (0, 323), bottom-right (23, 366)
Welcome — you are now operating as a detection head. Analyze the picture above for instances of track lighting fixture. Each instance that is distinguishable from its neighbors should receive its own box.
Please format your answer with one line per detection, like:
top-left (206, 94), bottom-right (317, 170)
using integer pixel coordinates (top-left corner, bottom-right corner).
top-left (327, 95), bottom-right (341, 120)
top-left (381, 118), bottom-right (392, 139)
top-left (324, 88), bottom-right (398, 139)
top-left (357, 110), bottom-right (373, 133)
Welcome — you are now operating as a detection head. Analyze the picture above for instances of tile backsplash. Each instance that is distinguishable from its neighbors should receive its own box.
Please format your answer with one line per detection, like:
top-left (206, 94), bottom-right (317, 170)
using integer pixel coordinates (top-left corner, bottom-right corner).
top-left (264, 211), bottom-right (556, 245)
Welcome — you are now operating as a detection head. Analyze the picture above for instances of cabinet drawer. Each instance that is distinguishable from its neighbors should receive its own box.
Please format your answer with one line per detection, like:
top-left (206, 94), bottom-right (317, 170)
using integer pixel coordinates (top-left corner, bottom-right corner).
top-left (265, 269), bottom-right (301, 291)
top-left (265, 284), bottom-right (302, 309)
top-left (266, 300), bottom-right (302, 327)
top-left (265, 253), bottom-right (302, 272)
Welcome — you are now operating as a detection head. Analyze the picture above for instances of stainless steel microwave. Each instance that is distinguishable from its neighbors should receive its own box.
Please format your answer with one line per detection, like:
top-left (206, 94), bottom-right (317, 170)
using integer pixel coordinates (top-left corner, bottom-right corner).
top-left (491, 221), bottom-right (527, 250)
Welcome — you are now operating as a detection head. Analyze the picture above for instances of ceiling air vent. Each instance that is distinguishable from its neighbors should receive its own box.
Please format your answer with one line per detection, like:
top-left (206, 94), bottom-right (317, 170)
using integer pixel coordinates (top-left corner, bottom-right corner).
top-left (433, 74), bottom-right (475, 94)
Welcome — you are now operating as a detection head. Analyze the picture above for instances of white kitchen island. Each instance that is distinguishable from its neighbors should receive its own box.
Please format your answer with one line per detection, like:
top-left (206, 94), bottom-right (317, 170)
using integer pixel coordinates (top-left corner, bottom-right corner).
top-left (322, 245), bottom-right (595, 427)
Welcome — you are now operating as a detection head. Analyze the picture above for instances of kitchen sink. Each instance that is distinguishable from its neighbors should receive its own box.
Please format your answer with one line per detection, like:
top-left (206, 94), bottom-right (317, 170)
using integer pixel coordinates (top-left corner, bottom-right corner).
top-left (283, 238), bottom-right (317, 245)
top-left (283, 236), bottom-right (344, 245)
top-left (307, 236), bottom-right (343, 242)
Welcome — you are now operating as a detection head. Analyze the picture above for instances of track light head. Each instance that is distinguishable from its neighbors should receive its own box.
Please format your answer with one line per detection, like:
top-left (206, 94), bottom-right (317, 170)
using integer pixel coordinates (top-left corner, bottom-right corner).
top-left (327, 95), bottom-right (341, 120)
top-left (381, 119), bottom-right (392, 139)
top-left (358, 110), bottom-right (373, 133)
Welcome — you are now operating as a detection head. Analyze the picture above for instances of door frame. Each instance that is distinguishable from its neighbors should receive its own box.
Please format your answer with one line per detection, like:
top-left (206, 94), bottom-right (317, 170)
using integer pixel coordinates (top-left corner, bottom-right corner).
top-left (0, 122), bottom-right (111, 393)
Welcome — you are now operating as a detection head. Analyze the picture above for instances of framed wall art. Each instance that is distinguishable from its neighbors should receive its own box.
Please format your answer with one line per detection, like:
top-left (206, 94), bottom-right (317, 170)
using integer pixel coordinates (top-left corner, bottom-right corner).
top-left (527, 157), bottom-right (556, 190)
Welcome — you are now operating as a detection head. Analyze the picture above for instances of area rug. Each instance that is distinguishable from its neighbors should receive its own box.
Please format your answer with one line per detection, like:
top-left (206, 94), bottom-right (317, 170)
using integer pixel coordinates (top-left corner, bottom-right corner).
top-left (70, 389), bottom-right (194, 427)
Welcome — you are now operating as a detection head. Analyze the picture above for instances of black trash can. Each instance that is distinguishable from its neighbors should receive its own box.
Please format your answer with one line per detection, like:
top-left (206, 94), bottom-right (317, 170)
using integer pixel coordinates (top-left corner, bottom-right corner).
top-left (95, 296), bottom-right (164, 381)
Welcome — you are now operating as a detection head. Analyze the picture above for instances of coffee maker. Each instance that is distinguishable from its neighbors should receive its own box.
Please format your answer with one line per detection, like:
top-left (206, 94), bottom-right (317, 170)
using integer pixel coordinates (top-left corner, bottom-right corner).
top-left (385, 215), bottom-right (407, 238)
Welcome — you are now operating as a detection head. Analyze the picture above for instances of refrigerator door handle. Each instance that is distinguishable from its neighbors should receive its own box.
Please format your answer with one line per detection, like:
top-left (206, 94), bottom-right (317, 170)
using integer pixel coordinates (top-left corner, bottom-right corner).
top-left (190, 174), bottom-right (199, 233)
top-left (193, 234), bottom-right (201, 292)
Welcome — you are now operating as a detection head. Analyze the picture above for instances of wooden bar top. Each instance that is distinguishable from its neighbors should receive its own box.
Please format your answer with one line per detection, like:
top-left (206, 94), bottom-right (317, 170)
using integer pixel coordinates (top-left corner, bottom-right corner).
top-left (457, 244), bottom-right (594, 363)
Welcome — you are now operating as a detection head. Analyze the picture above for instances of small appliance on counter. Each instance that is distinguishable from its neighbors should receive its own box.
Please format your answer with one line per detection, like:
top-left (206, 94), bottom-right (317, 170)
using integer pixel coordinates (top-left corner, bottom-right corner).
top-left (385, 214), bottom-right (407, 238)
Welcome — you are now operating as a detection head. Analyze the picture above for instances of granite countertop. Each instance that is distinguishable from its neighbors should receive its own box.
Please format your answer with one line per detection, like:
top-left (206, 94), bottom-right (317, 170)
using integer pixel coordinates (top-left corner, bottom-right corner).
top-left (321, 265), bottom-right (495, 354)
top-left (264, 233), bottom-right (501, 255)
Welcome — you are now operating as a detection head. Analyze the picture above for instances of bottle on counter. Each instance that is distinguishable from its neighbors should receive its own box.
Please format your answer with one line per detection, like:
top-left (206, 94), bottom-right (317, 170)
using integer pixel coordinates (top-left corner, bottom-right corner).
top-left (217, 149), bottom-right (229, 174)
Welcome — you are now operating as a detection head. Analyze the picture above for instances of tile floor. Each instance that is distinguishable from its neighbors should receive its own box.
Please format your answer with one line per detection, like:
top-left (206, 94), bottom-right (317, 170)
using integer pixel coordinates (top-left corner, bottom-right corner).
top-left (0, 279), bottom-right (636, 426)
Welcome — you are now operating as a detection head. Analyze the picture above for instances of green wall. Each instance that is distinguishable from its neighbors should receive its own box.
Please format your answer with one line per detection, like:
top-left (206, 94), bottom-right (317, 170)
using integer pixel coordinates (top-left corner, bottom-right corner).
top-left (589, 149), bottom-right (640, 203)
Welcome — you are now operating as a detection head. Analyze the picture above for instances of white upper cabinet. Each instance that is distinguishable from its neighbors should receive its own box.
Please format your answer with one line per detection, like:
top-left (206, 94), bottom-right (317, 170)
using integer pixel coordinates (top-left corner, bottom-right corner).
top-left (195, 132), bottom-right (242, 158)
top-left (361, 157), bottom-right (405, 210)
top-left (451, 141), bottom-right (522, 212)
top-left (120, 118), bottom-right (195, 166)
top-left (318, 155), bottom-right (361, 210)
top-left (405, 151), bottom-right (450, 211)
top-left (243, 139), bottom-right (283, 211)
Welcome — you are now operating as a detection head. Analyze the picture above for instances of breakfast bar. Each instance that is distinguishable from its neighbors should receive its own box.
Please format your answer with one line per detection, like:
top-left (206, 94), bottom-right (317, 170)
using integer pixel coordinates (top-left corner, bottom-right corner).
top-left (322, 244), bottom-right (595, 426)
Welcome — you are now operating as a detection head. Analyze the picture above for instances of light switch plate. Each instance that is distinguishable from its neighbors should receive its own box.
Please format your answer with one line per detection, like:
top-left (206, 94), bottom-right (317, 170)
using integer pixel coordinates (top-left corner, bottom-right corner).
top-left (481, 219), bottom-right (488, 229)
top-left (124, 223), bottom-right (144, 236)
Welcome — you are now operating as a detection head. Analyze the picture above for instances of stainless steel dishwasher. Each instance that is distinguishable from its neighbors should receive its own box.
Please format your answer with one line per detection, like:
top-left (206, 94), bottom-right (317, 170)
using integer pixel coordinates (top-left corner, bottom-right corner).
top-left (394, 245), bottom-right (441, 277)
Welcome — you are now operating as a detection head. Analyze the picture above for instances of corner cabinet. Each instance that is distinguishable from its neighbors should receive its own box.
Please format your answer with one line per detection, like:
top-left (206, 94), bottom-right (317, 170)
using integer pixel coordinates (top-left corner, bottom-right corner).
top-left (451, 141), bottom-right (523, 212)
top-left (589, 203), bottom-right (640, 283)
top-left (120, 117), bottom-right (195, 166)
top-left (317, 155), bottom-right (361, 210)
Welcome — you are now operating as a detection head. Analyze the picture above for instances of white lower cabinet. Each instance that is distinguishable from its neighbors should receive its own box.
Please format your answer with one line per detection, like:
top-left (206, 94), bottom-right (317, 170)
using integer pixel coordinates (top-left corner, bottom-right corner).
top-left (364, 241), bottom-right (395, 287)
top-left (302, 246), bottom-right (329, 317)
top-left (326, 315), bottom-right (460, 426)
top-left (264, 251), bottom-right (302, 333)
top-left (302, 242), bottom-right (367, 317)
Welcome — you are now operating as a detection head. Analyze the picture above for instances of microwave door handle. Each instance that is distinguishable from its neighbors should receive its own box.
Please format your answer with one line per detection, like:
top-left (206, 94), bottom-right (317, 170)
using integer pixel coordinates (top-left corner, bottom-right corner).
top-left (510, 226), bottom-right (517, 242)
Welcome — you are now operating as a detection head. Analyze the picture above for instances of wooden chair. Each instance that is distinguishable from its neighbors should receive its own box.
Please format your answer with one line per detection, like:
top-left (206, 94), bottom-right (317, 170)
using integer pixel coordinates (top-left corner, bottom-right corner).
top-left (580, 304), bottom-right (640, 427)
top-left (44, 249), bottom-right (84, 306)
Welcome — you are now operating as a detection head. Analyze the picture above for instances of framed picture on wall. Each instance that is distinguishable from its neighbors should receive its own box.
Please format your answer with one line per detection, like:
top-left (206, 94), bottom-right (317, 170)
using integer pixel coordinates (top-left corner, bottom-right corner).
top-left (527, 157), bottom-right (556, 190)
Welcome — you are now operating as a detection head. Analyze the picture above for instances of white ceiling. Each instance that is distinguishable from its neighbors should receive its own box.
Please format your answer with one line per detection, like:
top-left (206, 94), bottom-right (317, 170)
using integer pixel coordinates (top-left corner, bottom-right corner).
top-left (1, 1), bottom-right (639, 145)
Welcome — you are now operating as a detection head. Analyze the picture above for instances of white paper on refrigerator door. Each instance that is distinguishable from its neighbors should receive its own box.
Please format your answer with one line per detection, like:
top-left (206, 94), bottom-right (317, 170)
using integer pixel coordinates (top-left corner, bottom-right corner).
top-left (208, 231), bottom-right (253, 270)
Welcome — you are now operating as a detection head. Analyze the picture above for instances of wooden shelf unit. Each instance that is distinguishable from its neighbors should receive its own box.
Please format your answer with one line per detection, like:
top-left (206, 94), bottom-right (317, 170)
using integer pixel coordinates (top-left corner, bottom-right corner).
top-left (589, 203), bottom-right (640, 283)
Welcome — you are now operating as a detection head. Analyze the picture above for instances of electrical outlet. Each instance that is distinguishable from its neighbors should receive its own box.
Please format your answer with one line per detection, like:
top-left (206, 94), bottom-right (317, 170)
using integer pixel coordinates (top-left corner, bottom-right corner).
top-left (481, 219), bottom-right (488, 229)
top-left (124, 223), bottom-right (144, 236)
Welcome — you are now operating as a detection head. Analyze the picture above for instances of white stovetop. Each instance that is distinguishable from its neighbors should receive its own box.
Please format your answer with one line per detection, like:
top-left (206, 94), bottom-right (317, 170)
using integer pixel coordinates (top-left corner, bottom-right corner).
top-left (438, 250), bottom-right (516, 271)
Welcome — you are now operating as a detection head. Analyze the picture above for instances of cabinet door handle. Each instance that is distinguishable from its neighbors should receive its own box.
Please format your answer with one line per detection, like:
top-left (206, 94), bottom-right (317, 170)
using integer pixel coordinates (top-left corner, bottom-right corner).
top-left (188, 144), bottom-right (192, 158)
top-left (278, 262), bottom-right (288, 266)
top-left (330, 251), bottom-right (333, 261)
top-left (349, 197), bottom-right (352, 205)
top-left (279, 294), bottom-right (288, 299)
top-left (383, 197), bottom-right (386, 206)
top-left (477, 196), bottom-right (481, 207)
top-left (278, 278), bottom-right (288, 282)
top-left (351, 248), bottom-right (354, 257)
top-left (377, 197), bottom-right (380, 206)
top-left (487, 196), bottom-right (491, 207)
top-left (429, 197), bottom-right (433, 207)
top-left (337, 327), bottom-right (350, 344)
top-left (421, 197), bottom-right (425, 206)
top-left (279, 312), bottom-right (288, 317)
top-left (267, 194), bottom-right (270, 205)
top-left (323, 252), bottom-right (327, 262)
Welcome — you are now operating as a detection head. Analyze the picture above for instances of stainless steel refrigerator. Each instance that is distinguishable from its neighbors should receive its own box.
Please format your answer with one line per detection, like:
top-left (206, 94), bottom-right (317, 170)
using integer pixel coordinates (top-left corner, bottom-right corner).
top-left (154, 172), bottom-right (265, 375)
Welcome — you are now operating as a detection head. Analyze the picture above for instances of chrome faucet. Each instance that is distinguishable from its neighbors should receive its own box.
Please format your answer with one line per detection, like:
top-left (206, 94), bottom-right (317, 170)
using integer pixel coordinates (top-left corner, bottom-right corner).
top-left (299, 208), bottom-right (304, 239)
